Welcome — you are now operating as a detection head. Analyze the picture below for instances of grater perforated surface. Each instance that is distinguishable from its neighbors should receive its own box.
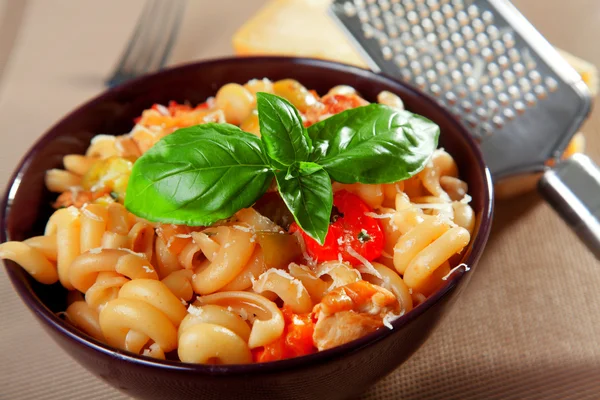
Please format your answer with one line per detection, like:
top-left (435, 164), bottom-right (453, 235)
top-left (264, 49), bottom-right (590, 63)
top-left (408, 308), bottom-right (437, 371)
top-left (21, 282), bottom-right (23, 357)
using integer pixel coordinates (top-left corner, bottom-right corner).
top-left (331, 0), bottom-right (591, 179)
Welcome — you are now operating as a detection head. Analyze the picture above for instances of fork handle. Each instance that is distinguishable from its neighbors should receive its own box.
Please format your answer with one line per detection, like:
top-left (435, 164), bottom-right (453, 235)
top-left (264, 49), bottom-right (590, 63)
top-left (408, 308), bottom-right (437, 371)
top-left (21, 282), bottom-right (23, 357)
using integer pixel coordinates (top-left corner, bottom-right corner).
top-left (538, 153), bottom-right (600, 259)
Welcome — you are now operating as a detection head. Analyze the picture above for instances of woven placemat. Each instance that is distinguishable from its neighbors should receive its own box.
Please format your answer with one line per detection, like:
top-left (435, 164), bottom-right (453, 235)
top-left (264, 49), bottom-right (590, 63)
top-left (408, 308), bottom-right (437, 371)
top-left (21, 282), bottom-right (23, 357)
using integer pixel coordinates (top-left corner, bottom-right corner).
top-left (1, 1), bottom-right (599, 399)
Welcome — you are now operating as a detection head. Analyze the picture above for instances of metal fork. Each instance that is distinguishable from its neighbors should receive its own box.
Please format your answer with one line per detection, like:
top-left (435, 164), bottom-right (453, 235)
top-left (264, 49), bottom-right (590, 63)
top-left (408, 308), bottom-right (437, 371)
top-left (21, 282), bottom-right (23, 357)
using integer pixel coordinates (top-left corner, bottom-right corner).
top-left (106, 0), bottom-right (187, 87)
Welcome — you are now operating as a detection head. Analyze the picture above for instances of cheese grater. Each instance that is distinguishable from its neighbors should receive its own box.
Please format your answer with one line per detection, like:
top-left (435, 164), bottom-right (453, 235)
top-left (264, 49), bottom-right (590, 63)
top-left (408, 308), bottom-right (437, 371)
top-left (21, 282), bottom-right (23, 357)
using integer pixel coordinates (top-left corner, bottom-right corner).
top-left (330, 0), bottom-right (600, 258)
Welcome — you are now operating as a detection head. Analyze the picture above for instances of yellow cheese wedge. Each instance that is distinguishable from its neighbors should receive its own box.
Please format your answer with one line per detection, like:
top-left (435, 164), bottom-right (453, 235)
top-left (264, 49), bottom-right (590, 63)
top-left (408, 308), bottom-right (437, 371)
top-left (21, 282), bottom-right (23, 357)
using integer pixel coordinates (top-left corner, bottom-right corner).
top-left (233, 0), bottom-right (367, 67)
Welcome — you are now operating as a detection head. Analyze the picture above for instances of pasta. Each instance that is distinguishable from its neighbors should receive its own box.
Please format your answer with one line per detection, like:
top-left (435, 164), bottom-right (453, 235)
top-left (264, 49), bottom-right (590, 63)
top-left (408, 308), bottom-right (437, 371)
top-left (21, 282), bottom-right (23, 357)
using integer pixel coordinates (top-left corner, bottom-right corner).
top-left (1, 78), bottom-right (475, 365)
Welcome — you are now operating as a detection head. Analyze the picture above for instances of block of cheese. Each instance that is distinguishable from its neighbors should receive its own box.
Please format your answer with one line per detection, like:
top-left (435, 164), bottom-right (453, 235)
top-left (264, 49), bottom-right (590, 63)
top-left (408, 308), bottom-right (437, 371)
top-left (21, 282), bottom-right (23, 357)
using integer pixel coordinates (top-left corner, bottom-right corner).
top-left (233, 0), bottom-right (367, 67)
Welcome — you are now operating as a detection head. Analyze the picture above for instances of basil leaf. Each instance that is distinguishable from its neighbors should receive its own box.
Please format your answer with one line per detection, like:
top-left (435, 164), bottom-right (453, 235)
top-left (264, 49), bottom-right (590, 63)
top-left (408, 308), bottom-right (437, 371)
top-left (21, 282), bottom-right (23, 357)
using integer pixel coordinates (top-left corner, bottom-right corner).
top-left (256, 92), bottom-right (312, 169)
top-left (275, 162), bottom-right (332, 245)
top-left (308, 104), bottom-right (439, 184)
top-left (125, 123), bottom-right (273, 226)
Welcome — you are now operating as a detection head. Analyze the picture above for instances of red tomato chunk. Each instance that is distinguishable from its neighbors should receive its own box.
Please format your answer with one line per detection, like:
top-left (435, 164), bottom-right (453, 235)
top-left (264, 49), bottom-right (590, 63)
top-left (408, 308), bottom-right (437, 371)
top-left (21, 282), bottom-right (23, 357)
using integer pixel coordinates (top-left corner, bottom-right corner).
top-left (290, 190), bottom-right (384, 265)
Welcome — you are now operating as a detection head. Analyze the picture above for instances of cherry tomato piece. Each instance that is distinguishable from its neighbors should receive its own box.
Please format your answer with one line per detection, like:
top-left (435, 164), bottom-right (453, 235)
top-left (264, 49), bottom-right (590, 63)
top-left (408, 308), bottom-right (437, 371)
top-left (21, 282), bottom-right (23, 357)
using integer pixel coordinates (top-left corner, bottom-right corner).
top-left (290, 190), bottom-right (384, 265)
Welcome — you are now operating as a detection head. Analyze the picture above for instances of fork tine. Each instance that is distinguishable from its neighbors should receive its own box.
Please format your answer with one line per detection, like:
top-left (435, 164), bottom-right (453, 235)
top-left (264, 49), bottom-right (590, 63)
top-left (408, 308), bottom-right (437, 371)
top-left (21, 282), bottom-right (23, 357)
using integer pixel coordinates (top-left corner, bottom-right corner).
top-left (106, 0), bottom-right (186, 87)
top-left (106, 0), bottom-right (160, 86)
top-left (136, 0), bottom-right (185, 79)
top-left (120, 0), bottom-right (163, 76)
top-left (153, 0), bottom-right (186, 73)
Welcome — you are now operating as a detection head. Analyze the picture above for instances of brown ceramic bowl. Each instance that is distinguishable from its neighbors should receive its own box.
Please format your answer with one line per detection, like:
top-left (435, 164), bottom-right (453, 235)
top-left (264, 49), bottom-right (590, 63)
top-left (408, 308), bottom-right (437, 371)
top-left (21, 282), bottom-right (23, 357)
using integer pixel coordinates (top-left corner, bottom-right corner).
top-left (1, 57), bottom-right (493, 400)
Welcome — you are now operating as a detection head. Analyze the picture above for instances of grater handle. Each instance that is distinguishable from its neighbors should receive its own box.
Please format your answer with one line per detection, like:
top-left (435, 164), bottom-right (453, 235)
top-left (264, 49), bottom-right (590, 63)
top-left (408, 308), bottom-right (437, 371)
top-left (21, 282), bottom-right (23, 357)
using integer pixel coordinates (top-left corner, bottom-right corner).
top-left (538, 154), bottom-right (600, 259)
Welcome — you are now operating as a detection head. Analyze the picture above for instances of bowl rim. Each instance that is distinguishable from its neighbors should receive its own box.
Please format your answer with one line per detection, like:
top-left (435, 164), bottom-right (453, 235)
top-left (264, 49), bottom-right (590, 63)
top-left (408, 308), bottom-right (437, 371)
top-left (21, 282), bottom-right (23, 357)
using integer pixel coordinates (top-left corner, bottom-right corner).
top-left (1, 56), bottom-right (494, 375)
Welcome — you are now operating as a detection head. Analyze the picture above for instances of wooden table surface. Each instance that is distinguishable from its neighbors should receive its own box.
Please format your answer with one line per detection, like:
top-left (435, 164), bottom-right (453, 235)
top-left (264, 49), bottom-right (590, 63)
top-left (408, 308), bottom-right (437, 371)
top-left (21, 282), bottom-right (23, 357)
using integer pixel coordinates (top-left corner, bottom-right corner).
top-left (0, 1), bottom-right (598, 399)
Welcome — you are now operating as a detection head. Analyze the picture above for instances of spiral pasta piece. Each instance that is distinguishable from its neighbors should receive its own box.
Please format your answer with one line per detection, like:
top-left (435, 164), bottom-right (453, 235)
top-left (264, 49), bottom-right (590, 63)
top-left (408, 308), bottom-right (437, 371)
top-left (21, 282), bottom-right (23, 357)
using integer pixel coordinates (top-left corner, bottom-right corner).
top-left (45, 169), bottom-right (81, 193)
top-left (317, 261), bottom-right (362, 287)
top-left (161, 269), bottom-right (194, 302)
top-left (54, 207), bottom-right (82, 290)
top-left (154, 236), bottom-right (182, 279)
top-left (221, 248), bottom-right (267, 291)
top-left (440, 176), bottom-right (468, 201)
top-left (195, 291), bottom-right (284, 349)
top-left (106, 203), bottom-right (134, 235)
top-left (65, 300), bottom-right (104, 341)
top-left (178, 323), bottom-right (252, 364)
top-left (252, 268), bottom-right (313, 313)
top-left (80, 204), bottom-right (108, 253)
top-left (128, 221), bottom-right (154, 261)
top-left (178, 240), bottom-right (204, 271)
top-left (393, 193), bottom-right (426, 234)
top-left (99, 298), bottom-right (178, 353)
top-left (63, 154), bottom-right (98, 176)
top-left (69, 248), bottom-right (157, 292)
top-left (23, 235), bottom-right (57, 261)
top-left (410, 261), bottom-right (452, 297)
top-left (363, 262), bottom-right (413, 314)
top-left (452, 201), bottom-right (475, 236)
top-left (86, 135), bottom-right (118, 158)
top-left (403, 226), bottom-right (470, 290)
top-left (85, 271), bottom-right (129, 311)
top-left (191, 226), bottom-right (256, 295)
top-left (393, 217), bottom-right (449, 275)
top-left (118, 279), bottom-right (187, 327)
top-left (180, 304), bottom-right (251, 342)
top-left (0, 241), bottom-right (58, 284)
top-left (235, 207), bottom-right (281, 232)
top-left (418, 149), bottom-right (458, 201)
top-left (288, 263), bottom-right (329, 302)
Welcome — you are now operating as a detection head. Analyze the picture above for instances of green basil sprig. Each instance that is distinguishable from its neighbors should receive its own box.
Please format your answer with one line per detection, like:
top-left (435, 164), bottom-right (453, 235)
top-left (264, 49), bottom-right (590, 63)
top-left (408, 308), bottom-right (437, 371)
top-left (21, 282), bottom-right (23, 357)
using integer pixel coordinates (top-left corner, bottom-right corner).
top-left (125, 92), bottom-right (439, 244)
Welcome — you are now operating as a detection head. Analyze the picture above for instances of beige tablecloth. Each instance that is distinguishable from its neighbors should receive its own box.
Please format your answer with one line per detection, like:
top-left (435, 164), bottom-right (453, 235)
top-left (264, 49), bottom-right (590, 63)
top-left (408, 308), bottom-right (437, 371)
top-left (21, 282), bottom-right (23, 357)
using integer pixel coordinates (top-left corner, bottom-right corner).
top-left (0, 1), bottom-right (599, 399)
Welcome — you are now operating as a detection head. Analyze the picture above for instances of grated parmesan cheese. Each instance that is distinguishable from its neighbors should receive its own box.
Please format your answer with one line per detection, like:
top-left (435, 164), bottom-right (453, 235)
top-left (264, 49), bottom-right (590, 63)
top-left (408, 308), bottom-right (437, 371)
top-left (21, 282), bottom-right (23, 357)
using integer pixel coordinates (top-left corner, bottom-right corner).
top-left (66, 206), bottom-right (80, 217)
top-left (442, 263), bottom-right (470, 281)
top-left (346, 246), bottom-right (382, 279)
top-left (68, 186), bottom-right (82, 200)
top-left (233, 307), bottom-right (249, 321)
top-left (89, 247), bottom-right (103, 254)
top-left (253, 268), bottom-right (306, 300)
top-left (115, 140), bottom-right (125, 154)
top-left (232, 224), bottom-right (252, 233)
top-left (380, 250), bottom-right (393, 259)
top-left (142, 343), bottom-right (162, 357)
top-left (382, 311), bottom-right (405, 330)
top-left (166, 237), bottom-right (175, 248)
top-left (90, 134), bottom-right (116, 145)
top-left (180, 298), bottom-right (187, 306)
top-left (293, 230), bottom-right (316, 267)
top-left (82, 206), bottom-right (103, 222)
top-left (460, 194), bottom-right (472, 204)
top-left (187, 304), bottom-right (204, 317)
top-left (364, 212), bottom-right (395, 219)
top-left (394, 239), bottom-right (415, 252)
top-left (155, 104), bottom-right (169, 115)
top-left (117, 248), bottom-right (147, 258)
top-left (142, 265), bottom-right (154, 273)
